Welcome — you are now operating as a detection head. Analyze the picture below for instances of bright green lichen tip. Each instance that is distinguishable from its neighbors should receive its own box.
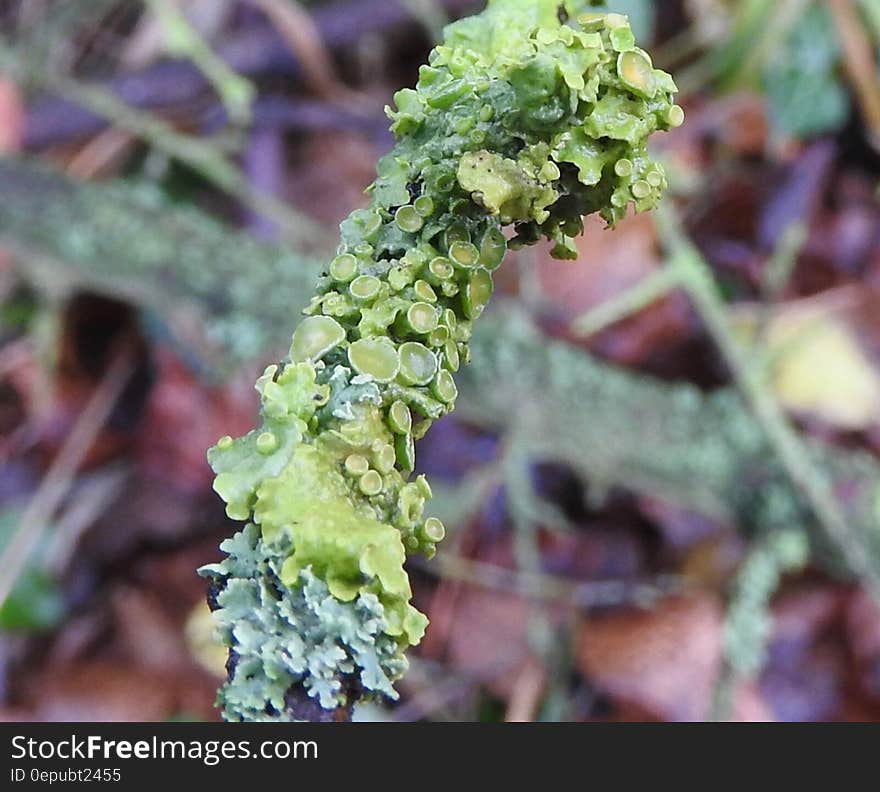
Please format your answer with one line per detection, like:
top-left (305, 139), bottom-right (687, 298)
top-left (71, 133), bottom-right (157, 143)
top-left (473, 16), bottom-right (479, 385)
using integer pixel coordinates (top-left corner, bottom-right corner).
top-left (201, 0), bottom-right (681, 722)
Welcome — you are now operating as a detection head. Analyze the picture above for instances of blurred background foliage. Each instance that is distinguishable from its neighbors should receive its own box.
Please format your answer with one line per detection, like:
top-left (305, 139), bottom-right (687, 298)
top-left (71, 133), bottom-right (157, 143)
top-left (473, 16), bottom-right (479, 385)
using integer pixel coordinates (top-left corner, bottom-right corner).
top-left (3, 0), bottom-right (880, 721)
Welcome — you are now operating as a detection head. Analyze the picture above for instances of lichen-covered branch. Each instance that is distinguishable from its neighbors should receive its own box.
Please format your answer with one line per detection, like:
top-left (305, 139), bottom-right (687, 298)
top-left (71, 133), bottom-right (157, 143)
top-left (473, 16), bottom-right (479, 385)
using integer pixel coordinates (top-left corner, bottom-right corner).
top-left (200, 0), bottom-right (681, 720)
top-left (0, 158), bottom-right (321, 368)
top-left (462, 308), bottom-right (880, 576)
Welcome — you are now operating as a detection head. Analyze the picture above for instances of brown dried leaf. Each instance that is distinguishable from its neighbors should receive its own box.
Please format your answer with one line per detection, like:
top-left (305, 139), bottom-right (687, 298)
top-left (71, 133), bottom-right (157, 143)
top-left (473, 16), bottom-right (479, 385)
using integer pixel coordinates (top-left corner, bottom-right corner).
top-left (110, 586), bottom-right (194, 672)
top-left (24, 663), bottom-right (178, 722)
top-left (288, 132), bottom-right (382, 226)
top-left (445, 587), bottom-right (539, 699)
top-left (538, 213), bottom-right (660, 322)
top-left (577, 594), bottom-right (770, 721)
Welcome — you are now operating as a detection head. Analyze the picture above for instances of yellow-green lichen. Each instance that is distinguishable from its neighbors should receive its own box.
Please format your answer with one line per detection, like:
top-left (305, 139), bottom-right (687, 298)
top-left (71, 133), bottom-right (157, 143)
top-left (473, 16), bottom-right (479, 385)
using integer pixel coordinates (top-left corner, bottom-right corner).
top-left (203, 0), bottom-right (681, 720)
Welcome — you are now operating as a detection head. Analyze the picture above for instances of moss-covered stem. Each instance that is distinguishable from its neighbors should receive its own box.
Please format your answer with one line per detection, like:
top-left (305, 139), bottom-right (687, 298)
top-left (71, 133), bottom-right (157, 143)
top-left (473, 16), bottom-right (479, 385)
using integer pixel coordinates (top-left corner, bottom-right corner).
top-left (463, 308), bottom-right (880, 574)
top-left (708, 529), bottom-right (809, 722)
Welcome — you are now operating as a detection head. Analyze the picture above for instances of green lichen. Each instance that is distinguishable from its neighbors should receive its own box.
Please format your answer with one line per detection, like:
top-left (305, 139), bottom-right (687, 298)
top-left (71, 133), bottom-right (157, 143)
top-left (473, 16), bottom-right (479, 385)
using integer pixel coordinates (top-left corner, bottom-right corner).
top-left (203, 0), bottom-right (681, 720)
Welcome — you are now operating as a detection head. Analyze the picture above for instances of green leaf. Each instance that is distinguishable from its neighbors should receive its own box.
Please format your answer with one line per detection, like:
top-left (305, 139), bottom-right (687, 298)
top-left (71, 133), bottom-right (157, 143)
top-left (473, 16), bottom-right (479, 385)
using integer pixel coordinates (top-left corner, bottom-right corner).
top-left (763, 3), bottom-right (850, 138)
top-left (0, 569), bottom-right (65, 632)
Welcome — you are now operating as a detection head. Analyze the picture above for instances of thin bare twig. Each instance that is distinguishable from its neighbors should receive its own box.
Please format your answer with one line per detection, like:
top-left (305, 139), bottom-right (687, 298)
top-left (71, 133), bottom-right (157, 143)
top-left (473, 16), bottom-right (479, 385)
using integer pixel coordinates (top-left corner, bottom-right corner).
top-left (0, 351), bottom-right (134, 605)
top-left (504, 658), bottom-right (547, 722)
top-left (245, 0), bottom-right (352, 102)
top-left (570, 266), bottom-right (680, 338)
top-left (828, 0), bottom-right (880, 151)
top-left (146, 0), bottom-right (254, 125)
top-left (418, 552), bottom-right (677, 610)
top-left (66, 126), bottom-right (135, 179)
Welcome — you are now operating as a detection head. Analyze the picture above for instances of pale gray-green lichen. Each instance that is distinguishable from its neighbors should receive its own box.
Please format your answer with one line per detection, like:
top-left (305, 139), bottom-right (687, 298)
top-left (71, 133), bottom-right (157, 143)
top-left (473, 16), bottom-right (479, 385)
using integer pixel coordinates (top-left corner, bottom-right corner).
top-left (202, 524), bottom-right (407, 721)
